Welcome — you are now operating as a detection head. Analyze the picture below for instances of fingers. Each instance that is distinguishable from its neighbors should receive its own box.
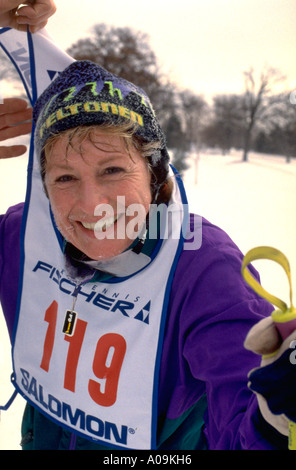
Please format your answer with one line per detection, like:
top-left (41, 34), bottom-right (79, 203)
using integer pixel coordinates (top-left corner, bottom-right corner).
top-left (0, 119), bottom-right (32, 141)
top-left (15, 0), bottom-right (56, 33)
top-left (0, 1), bottom-right (32, 29)
top-left (0, 144), bottom-right (28, 158)
top-left (0, 97), bottom-right (29, 113)
top-left (0, 98), bottom-right (32, 158)
top-left (0, 1), bottom-right (27, 13)
top-left (0, 105), bottom-right (32, 131)
top-left (0, 99), bottom-right (32, 138)
top-left (16, 0), bottom-right (56, 19)
top-left (0, 0), bottom-right (56, 32)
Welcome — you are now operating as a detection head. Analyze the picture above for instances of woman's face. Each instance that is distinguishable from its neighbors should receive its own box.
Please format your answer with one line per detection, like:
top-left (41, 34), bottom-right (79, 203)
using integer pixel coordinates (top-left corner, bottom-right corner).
top-left (44, 130), bottom-right (152, 260)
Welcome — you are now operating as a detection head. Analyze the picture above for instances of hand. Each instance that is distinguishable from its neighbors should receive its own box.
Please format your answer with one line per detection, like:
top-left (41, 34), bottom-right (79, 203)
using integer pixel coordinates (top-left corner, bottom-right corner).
top-left (242, 246), bottom-right (296, 447)
top-left (245, 317), bottom-right (296, 437)
top-left (0, 0), bottom-right (56, 33)
top-left (0, 98), bottom-right (32, 158)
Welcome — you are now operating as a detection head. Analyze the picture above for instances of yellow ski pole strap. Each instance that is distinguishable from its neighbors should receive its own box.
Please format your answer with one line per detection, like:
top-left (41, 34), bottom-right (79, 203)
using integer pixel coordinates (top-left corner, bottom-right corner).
top-left (241, 246), bottom-right (293, 313)
top-left (242, 246), bottom-right (296, 450)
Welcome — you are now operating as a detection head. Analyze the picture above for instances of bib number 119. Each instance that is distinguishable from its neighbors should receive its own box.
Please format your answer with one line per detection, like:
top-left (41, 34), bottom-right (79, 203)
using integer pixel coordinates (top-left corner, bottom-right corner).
top-left (40, 300), bottom-right (126, 407)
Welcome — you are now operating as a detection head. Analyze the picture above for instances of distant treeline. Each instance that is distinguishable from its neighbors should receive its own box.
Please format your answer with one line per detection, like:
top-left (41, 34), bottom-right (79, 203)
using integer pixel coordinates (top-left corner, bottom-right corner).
top-left (1, 23), bottom-right (295, 168)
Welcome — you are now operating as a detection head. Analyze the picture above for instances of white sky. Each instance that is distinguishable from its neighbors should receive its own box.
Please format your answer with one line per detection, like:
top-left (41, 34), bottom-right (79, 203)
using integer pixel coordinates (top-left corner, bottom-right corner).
top-left (45, 0), bottom-right (296, 101)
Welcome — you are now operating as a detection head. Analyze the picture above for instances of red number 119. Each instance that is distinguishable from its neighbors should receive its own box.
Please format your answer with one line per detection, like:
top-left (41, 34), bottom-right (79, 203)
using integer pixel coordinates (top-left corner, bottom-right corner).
top-left (40, 300), bottom-right (126, 407)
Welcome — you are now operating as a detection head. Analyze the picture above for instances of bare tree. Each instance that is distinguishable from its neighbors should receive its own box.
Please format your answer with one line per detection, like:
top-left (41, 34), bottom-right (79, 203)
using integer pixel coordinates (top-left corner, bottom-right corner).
top-left (178, 90), bottom-right (208, 150)
top-left (241, 66), bottom-right (286, 161)
top-left (201, 94), bottom-right (244, 154)
top-left (66, 23), bottom-right (175, 122)
top-left (254, 92), bottom-right (296, 160)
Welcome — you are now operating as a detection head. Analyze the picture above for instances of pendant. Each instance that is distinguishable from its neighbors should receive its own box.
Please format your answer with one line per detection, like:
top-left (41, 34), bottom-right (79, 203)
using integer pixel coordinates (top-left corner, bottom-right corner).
top-left (62, 309), bottom-right (78, 336)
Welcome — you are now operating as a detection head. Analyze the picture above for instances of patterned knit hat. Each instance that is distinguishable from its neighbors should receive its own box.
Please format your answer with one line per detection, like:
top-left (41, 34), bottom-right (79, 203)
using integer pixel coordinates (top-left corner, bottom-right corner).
top-left (33, 60), bottom-right (170, 192)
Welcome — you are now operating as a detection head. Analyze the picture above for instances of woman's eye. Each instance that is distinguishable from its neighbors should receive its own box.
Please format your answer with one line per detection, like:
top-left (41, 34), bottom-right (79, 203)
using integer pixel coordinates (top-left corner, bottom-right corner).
top-left (55, 175), bottom-right (75, 183)
top-left (104, 167), bottom-right (124, 175)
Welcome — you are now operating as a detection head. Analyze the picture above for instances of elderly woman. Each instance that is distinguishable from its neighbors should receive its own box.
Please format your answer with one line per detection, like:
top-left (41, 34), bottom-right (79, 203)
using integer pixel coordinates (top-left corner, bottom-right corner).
top-left (0, 60), bottom-right (290, 450)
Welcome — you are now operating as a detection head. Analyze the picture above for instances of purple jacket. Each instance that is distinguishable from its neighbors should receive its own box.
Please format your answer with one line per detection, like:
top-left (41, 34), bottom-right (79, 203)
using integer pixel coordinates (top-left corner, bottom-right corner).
top-left (0, 203), bottom-right (286, 449)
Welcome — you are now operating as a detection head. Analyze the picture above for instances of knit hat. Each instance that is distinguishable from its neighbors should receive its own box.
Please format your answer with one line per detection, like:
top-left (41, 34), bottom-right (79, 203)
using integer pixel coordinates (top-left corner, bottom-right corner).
top-left (33, 60), bottom-right (170, 193)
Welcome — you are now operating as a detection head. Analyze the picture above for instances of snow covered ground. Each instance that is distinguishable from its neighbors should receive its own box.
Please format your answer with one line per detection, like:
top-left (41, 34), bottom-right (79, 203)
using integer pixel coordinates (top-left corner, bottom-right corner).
top-left (0, 138), bottom-right (296, 449)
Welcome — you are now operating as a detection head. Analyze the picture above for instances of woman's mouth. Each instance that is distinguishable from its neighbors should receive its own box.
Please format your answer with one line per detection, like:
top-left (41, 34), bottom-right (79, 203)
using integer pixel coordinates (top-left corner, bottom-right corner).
top-left (81, 214), bottom-right (120, 233)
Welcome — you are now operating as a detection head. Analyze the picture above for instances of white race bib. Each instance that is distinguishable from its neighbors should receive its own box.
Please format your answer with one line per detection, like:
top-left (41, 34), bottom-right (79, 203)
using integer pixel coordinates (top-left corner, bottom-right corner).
top-left (0, 27), bottom-right (188, 449)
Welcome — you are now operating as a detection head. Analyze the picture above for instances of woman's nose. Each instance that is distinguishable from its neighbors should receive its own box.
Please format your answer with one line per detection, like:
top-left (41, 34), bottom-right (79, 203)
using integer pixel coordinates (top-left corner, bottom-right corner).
top-left (77, 179), bottom-right (109, 215)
